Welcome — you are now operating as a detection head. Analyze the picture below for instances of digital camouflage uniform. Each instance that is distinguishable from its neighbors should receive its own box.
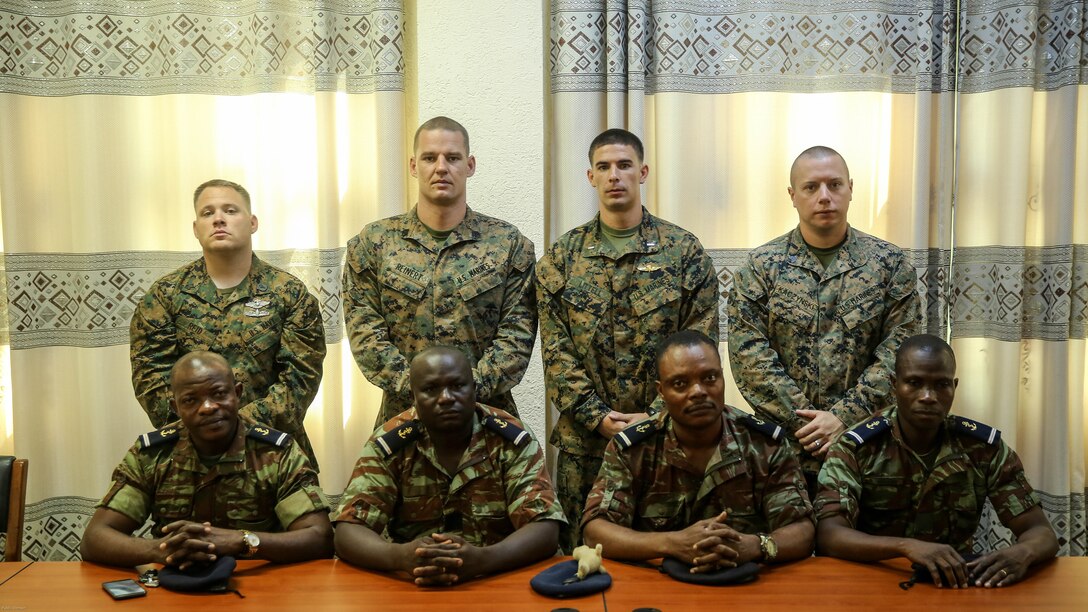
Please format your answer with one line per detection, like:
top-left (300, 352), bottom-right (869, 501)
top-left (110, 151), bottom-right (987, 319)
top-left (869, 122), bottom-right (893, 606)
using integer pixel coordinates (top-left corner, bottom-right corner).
top-left (334, 404), bottom-right (567, 547)
top-left (98, 415), bottom-right (329, 537)
top-left (536, 208), bottom-right (720, 550)
top-left (342, 207), bottom-right (537, 426)
top-left (130, 254), bottom-right (326, 469)
top-left (727, 226), bottom-right (919, 475)
top-left (583, 408), bottom-right (812, 536)
top-left (814, 408), bottom-right (1041, 552)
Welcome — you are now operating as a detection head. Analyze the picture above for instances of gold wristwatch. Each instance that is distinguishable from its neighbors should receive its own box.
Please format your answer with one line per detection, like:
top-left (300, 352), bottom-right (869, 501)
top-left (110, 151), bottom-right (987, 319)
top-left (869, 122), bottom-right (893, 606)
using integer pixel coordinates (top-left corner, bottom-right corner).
top-left (758, 533), bottom-right (778, 562)
top-left (240, 530), bottom-right (261, 558)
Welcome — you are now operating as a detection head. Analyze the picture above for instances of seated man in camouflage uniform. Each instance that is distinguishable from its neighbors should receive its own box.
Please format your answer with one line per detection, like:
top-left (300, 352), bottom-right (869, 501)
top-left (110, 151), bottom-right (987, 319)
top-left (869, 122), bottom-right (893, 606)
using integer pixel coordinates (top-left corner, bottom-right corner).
top-left (815, 334), bottom-right (1058, 587)
top-left (582, 331), bottom-right (814, 571)
top-left (81, 351), bottom-right (333, 569)
top-left (334, 346), bottom-right (565, 586)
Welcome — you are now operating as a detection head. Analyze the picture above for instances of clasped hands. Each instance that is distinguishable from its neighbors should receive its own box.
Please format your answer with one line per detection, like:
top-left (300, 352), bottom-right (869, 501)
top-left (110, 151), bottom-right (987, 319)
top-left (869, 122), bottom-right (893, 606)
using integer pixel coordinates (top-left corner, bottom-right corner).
top-left (667, 511), bottom-right (757, 574)
top-left (402, 533), bottom-right (483, 587)
top-left (157, 520), bottom-right (241, 570)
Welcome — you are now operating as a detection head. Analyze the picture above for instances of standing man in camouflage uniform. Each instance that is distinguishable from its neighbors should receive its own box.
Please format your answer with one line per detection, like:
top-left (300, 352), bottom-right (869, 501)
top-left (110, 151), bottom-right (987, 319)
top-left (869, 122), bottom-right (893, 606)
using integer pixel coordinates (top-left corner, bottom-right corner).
top-left (537, 129), bottom-right (719, 551)
top-left (727, 146), bottom-right (919, 493)
top-left (82, 351), bottom-right (333, 569)
top-left (130, 179), bottom-right (326, 469)
top-left (582, 331), bottom-right (813, 569)
top-left (815, 335), bottom-right (1057, 587)
top-left (334, 346), bottom-right (565, 586)
top-left (342, 116), bottom-right (537, 426)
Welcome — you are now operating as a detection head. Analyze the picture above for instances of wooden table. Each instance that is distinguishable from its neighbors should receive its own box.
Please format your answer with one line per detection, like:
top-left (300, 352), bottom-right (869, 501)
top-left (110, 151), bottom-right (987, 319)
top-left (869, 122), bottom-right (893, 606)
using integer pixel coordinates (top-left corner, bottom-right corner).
top-left (0, 556), bottom-right (1084, 610)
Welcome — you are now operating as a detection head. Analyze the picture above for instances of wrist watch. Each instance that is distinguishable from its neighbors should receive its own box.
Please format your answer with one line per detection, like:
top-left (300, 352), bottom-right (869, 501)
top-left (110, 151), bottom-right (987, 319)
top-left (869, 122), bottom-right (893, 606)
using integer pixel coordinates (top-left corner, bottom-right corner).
top-left (240, 530), bottom-right (261, 558)
top-left (758, 533), bottom-right (778, 563)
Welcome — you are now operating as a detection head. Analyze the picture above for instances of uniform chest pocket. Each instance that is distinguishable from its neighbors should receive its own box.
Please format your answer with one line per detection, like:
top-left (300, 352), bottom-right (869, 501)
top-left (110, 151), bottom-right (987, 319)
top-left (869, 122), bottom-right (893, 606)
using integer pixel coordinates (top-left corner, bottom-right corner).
top-left (837, 287), bottom-right (884, 331)
top-left (630, 280), bottom-right (680, 318)
top-left (637, 493), bottom-right (685, 532)
top-left (458, 269), bottom-right (503, 302)
top-left (243, 319), bottom-right (280, 358)
top-left (768, 287), bottom-right (815, 326)
top-left (380, 268), bottom-right (428, 301)
top-left (860, 476), bottom-right (909, 511)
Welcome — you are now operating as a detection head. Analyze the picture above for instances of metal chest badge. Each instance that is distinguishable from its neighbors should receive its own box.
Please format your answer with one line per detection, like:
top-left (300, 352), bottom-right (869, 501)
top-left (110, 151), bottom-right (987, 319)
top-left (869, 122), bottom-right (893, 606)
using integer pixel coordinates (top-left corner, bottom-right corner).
top-left (244, 298), bottom-right (271, 317)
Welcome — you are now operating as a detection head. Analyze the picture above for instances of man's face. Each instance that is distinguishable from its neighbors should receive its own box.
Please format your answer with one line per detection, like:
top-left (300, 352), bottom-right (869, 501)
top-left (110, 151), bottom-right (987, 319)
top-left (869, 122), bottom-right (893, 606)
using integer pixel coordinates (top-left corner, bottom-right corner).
top-left (587, 143), bottom-right (648, 215)
top-left (411, 351), bottom-right (476, 436)
top-left (892, 348), bottom-right (959, 437)
top-left (788, 154), bottom-right (852, 239)
top-left (411, 129), bottom-right (475, 208)
top-left (192, 186), bottom-right (257, 253)
top-left (170, 359), bottom-right (242, 452)
top-left (657, 342), bottom-right (726, 430)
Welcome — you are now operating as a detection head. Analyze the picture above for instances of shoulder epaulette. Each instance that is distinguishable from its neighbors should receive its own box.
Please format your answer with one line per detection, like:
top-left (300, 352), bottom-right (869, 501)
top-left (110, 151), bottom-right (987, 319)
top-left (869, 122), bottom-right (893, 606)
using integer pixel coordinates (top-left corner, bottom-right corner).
top-left (951, 416), bottom-right (1001, 445)
top-left (613, 418), bottom-right (659, 450)
top-left (138, 424), bottom-right (182, 450)
top-left (737, 414), bottom-right (784, 440)
top-left (375, 420), bottom-right (423, 458)
top-left (483, 414), bottom-right (530, 447)
top-left (843, 415), bottom-right (891, 445)
top-left (247, 424), bottom-right (291, 447)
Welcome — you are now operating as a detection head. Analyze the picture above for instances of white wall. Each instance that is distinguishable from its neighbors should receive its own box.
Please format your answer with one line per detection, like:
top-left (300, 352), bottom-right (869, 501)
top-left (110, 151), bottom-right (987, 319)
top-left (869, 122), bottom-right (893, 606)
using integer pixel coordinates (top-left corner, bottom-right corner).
top-left (409, 1), bottom-right (549, 439)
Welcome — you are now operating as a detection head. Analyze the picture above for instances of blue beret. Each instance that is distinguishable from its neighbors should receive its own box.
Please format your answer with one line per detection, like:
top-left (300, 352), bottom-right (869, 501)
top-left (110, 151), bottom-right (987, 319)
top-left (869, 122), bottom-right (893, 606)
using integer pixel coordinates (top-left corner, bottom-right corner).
top-left (659, 558), bottom-right (759, 585)
top-left (530, 559), bottom-right (612, 598)
top-left (159, 556), bottom-right (236, 592)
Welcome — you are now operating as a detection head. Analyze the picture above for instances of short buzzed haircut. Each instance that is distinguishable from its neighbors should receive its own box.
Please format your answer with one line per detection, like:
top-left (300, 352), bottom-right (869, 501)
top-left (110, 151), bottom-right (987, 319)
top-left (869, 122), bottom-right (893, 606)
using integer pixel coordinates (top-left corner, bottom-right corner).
top-left (655, 330), bottom-right (719, 378)
top-left (169, 350), bottom-right (235, 388)
top-left (414, 116), bottom-right (470, 154)
top-left (789, 146), bottom-right (850, 188)
top-left (588, 128), bottom-right (645, 164)
top-left (895, 334), bottom-right (956, 374)
top-left (193, 179), bottom-right (251, 212)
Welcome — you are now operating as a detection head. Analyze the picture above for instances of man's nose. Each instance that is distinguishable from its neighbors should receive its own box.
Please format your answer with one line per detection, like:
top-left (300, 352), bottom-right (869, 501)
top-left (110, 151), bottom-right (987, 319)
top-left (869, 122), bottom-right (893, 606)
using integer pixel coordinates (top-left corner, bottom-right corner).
top-left (435, 156), bottom-right (449, 172)
top-left (438, 387), bottom-right (455, 402)
top-left (199, 397), bottom-right (218, 412)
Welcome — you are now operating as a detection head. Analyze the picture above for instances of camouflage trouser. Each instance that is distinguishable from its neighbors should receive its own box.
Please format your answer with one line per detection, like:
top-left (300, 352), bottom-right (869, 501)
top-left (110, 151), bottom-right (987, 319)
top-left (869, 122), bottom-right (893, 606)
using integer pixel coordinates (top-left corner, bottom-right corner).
top-left (555, 451), bottom-right (604, 554)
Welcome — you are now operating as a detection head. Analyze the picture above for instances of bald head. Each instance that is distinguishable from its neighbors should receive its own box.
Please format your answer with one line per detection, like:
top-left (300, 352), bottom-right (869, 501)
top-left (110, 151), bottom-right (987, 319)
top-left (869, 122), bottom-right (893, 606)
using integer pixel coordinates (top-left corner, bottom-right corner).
top-left (895, 334), bottom-right (956, 376)
top-left (790, 146), bottom-right (849, 189)
top-left (410, 346), bottom-right (472, 385)
top-left (170, 351), bottom-right (235, 390)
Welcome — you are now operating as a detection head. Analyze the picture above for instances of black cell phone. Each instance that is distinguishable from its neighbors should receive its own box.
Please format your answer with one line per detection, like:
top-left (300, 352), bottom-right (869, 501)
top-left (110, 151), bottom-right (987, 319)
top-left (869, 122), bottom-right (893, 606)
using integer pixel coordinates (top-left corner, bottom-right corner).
top-left (103, 579), bottom-right (147, 600)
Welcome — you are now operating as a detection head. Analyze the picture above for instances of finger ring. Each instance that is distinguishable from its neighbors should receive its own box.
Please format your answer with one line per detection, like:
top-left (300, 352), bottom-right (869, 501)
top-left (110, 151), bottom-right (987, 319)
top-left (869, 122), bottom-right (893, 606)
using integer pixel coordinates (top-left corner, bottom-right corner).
top-left (999, 569), bottom-right (1008, 578)
top-left (814, 440), bottom-right (821, 448)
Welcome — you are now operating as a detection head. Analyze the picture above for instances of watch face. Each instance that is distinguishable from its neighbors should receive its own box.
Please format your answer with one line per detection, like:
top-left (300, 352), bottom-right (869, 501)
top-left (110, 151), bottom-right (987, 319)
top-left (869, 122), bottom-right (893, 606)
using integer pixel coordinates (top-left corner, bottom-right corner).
top-left (244, 532), bottom-right (260, 547)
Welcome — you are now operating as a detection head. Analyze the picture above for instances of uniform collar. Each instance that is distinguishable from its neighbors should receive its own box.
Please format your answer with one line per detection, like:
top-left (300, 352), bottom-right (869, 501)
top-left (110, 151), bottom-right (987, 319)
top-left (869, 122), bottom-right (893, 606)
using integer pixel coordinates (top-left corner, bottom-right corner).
top-left (405, 205), bottom-right (482, 253)
top-left (583, 207), bottom-right (661, 259)
top-left (786, 225), bottom-right (864, 277)
top-left (409, 405), bottom-right (492, 490)
top-left (181, 253), bottom-right (271, 305)
top-left (169, 415), bottom-right (250, 475)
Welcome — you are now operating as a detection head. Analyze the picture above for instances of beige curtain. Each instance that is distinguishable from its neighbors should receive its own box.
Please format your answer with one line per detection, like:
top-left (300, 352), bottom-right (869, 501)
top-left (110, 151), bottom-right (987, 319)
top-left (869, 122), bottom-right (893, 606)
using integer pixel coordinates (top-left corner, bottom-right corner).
top-left (0, 1), bottom-right (405, 560)
top-left (549, 0), bottom-right (1085, 554)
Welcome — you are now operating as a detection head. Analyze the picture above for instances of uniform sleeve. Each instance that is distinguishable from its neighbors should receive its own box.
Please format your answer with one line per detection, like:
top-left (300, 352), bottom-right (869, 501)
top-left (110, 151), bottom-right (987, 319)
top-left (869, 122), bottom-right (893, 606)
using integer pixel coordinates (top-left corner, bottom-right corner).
top-left (472, 233), bottom-right (538, 401)
top-left (726, 256), bottom-right (812, 432)
top-left (241, 285), bottom-right (327, 433)
top-left (580, 440), bottom-right (636, 528)
top-left (333, 440), bottom-right (399, 535)
top-left (272, 441), bottom-right (330, 529)
top-left (502, 433), bottom-right (568, 528)
top-left (342, 234), bottom-right (412, 405)
top-left (828, 256), bottom-right (920, 426)
top-left (679, 243), bottom-right (721, 342)
top-left (98, 445), bottom-right (154, 526)
top-left (985, 443), bottom-right (1042, 526)
top-left (536, 250), bottom-right (611, 433)
top-left (129, 283), bottom-right (178, 427)
top-left (759, 437), bottom-right (814, 531)
top-left (812, 441), bottom-right (865, 527)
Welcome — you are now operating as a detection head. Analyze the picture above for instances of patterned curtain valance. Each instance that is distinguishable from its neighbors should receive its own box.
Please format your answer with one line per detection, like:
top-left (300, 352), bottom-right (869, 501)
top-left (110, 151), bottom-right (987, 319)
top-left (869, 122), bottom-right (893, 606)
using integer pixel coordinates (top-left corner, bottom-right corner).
top-left (550, 0), bottom-right (1087, 95)
top-left (0, 0), bottom-right (405, 96)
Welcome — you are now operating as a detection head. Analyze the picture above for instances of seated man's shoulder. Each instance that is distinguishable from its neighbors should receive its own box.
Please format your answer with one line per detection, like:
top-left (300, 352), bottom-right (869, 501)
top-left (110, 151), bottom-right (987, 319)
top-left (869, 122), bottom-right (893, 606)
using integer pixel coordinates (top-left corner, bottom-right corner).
top-left (729, 407), bottom-right (787, 441)
top-left (134, 421), bottom-right (184, 453)
top-left (947, 414), bottom-right (1003, 448)
top-left (840, 413), bottom-right (894, 447)
top-left (478, 404), bottom-right (533, 448)
top-left (370, 410), bottom-right (425, 459)
top-left (612, 413), bottom-right (666, 451)
top-left (244, 419), bottom-right (293, 449)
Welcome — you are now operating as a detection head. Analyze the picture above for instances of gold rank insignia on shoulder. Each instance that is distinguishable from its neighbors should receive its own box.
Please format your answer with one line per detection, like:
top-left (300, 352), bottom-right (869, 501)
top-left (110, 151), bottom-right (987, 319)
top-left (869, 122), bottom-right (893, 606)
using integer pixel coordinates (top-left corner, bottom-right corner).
top-left (484, 415), bottom-right (529, 446)
top-left (247, 424), bottom-right (291, 447)
top-left (138, 424), bottom-right (182, 449)
top-left (738, 414), bottom-right (784, 440)
top-left (844, 416), bottom-right (891, 445)
top-left (952, 416), bottom-right (1001, 445)
top-left (615, 418), bottom-right (659, 450)
top-left (376, 420), bottom-right (423, 458)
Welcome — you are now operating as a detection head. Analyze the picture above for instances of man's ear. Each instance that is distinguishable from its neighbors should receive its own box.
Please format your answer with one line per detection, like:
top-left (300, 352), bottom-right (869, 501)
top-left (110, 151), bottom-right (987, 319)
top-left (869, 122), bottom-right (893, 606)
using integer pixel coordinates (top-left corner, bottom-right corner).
top-left (234, 382), bottom-right (244, 399)
top-left (409, 156), bottom-right (418, 178)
